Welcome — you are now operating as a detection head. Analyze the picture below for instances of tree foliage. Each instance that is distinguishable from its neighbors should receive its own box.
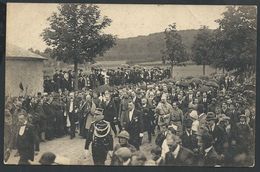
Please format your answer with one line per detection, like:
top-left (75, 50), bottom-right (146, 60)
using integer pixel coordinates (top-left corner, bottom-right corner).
top-left (210, 6), bottom-right (256, 77)
top-left (41, 4), bottom-right (116, 89)
top-left (162, 23), bottom-right (187, 76)
top-left (191, 26), bottom-right (212, 65)
top-left (191, 26), bottom-right (213, 75)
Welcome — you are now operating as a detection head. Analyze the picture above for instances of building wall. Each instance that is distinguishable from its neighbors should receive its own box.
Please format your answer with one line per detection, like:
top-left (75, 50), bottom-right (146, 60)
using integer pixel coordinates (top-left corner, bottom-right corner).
top-left (5, 59), bottom-right (44, 97)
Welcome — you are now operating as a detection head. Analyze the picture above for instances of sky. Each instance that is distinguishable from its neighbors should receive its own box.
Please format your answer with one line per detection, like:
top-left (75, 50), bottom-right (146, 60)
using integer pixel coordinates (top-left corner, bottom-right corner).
top-left (6, 3), bottom-right (228, 51)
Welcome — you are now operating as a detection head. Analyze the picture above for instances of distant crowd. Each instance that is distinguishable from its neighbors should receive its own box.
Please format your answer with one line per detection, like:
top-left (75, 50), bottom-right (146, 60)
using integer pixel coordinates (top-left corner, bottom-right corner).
top-left (43, 66), bottom-right (171, 93)
top-left (4, 72), bottom-right (255, 166)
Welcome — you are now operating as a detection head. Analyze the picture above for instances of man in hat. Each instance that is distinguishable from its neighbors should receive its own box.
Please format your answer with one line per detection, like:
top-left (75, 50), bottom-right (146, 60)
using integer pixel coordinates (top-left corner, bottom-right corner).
top-left (205, 112), bottom-right (218, 139)
top-left (120, 101), bottom-right (144, 150)
top-left (181, 118), bottom-right (198, 152)
top-left (84, 108), bottom-right (113, 165)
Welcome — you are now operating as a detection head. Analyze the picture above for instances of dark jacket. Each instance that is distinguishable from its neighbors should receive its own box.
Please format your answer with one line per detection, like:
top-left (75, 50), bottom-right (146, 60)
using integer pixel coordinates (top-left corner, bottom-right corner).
top-left (101, 99), bottom-right (117, 122)
top-left (164, 146), bottom-right (194, 166)
top-left (17, 124), bottom-right (35, 161)
top-left (203, 147), bottom-right (221, 167)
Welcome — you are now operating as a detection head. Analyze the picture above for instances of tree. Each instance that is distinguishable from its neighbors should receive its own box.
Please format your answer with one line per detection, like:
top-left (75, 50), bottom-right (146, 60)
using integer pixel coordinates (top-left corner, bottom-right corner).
top-left (162, 23), bottom-right (187, 78)
top-left (210, 6), bottom-right (256, 78)
top-left (191, 25), bottom-right (212, 75)
top-left (41, 4), bottom-right (116, 90)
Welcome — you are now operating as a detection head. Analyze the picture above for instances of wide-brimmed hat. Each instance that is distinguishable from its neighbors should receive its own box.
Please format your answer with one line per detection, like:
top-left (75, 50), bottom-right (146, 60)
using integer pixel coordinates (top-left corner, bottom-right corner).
top-left (183, 118), bottom-right (193, 128)
top-left (206, 112), bottom-right (217, 121)
top-left (189, 110), bottom-right (198, 120)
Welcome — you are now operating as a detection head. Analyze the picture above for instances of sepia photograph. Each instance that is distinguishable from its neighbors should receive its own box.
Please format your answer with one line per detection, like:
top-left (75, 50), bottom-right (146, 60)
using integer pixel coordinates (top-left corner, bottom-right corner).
top-left (4, 3), bottom-right (256, 166)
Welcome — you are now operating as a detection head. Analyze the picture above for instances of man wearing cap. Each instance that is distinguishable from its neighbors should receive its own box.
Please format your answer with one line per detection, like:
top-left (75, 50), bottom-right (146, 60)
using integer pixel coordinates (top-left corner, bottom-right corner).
top-left (120, 101), bottom-right (144, 150)
top-left (111, 147), bottom-right (132, 165)
top-left (85, 108), bottom-right (113, 165)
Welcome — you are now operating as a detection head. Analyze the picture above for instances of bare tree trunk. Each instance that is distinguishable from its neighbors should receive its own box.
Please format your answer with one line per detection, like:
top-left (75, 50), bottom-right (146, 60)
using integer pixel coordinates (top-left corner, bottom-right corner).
top-left (203, 63), bottom-right (206, 76)
top-left (74, 60), bottom-right (78, 91)
top-left (171, 63), bottom-right (174, 78)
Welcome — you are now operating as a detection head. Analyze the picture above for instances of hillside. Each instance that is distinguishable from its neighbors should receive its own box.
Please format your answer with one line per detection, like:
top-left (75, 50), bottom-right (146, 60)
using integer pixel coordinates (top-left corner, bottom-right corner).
top-left (97, 29), bottom-right (200, 63)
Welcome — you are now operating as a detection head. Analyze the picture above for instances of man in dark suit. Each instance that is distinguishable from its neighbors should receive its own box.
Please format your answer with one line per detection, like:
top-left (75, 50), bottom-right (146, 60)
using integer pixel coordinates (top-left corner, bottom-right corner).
top-left (197, 132), bottom-right (221, 166)
top-left (66, 92), bottom-right (79, 139)
top-left (101, 93), bottom-right (118, 135)
top-left (17, 114), bottom-right (35, 164)
top-left (120, 101), bottom-right (144, 150)
top-left (164, 134), bottom-right (195, 166)
top-left (227, 103), bottom-right (240, 130)
top-left (199, 92), bottom-right (209, 113)
top-left (140, 98), bottom-right (155, 143)
top-left (181, 118), bottom-right (198, 152)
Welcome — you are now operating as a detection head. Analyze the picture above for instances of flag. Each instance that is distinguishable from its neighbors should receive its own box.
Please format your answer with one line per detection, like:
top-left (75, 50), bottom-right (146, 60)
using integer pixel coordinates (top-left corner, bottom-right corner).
top-left (19, 82), bottom-right (24, 91)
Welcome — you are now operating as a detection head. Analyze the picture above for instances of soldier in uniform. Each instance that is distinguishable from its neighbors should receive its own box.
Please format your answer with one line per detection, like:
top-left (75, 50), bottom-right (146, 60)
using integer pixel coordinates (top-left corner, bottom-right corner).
top-left (84, 108), bottom-right (113, 165)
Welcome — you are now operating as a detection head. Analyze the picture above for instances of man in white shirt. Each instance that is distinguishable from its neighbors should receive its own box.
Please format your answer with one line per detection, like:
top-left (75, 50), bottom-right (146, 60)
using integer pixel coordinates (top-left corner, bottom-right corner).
top-left (121, 101), bottom-right (144, 150)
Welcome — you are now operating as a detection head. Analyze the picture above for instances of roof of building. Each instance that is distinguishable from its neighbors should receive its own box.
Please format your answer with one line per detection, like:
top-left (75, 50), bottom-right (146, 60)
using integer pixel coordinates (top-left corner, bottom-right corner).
top-left (6, 43), bottom-right (48, 60)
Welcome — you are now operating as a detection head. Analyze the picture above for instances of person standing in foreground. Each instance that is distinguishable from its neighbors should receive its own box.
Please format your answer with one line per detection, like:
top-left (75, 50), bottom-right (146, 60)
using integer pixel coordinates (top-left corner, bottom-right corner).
top-left (17, 114), bottom-right (35, 165)
top-left (84, 108), bottom-right (113, 165)
top-left (120, 101), bottom-right (144, 150)
top-left (164, 134), bottom-right (194, 166)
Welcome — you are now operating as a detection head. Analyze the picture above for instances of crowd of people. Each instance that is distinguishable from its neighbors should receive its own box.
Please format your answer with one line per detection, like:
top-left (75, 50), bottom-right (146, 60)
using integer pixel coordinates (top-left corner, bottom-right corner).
top-left (43, 66), bottom-right (171, 93)
top-left (4, 71), bottom-right (255, 166)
